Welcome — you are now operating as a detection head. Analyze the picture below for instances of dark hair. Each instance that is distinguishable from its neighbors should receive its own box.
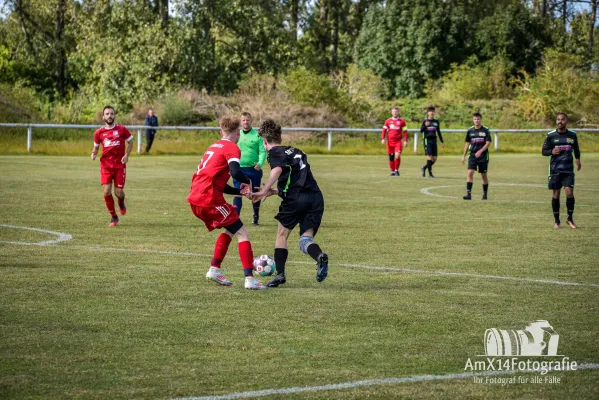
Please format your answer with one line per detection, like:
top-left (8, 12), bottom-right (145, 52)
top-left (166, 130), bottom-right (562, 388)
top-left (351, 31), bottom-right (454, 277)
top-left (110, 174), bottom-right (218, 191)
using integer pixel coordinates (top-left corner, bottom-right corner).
top-left (557, 112), bottom-right (568, 120)
top-left (241, 112), bottom-right (252, 118)
top-left (103, 105), bottom-right (115, 114)
top-left (259, 119), bottom-right (282, 144)
top-left (427, 106), bottom-right (435, 112)
top-left (472, 112), bottom-right (482, 118)
top-left (219, 116), bottom-right (241, 133)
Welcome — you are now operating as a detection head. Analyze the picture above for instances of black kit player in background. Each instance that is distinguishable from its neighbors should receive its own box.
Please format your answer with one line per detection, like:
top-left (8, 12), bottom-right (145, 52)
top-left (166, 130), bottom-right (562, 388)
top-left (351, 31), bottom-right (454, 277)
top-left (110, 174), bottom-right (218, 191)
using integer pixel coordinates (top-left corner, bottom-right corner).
top-left (251, 119), bottom-right (329, 288)
top-left (420, 106), bottom-right (444, 178)
top-left (461, 112), bottom-right (492, 200)
top-left (542, 113), bottom-right (582, 229)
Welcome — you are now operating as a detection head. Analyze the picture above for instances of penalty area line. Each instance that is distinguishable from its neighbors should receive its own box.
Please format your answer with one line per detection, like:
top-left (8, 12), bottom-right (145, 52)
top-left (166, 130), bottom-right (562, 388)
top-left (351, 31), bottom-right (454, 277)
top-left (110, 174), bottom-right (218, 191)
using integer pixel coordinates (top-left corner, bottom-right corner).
top-left (171, 362), bottom-right (599, 400)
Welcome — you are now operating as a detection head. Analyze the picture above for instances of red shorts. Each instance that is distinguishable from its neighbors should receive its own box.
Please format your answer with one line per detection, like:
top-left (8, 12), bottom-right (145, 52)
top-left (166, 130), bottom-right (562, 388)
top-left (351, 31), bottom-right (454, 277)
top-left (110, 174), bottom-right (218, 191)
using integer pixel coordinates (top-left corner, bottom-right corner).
top-left (100, 167), bottom-right (126, 188)
top-left (190, 203), bottom-right (240, 232)
top-left (387, 140), bottom-right (404, 154)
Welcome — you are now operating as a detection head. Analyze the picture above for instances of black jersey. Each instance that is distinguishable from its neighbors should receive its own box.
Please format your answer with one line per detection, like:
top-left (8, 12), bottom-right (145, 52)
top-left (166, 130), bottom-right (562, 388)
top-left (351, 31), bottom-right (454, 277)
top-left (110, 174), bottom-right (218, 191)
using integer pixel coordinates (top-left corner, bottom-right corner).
top-left (420, 118), bottom-right (443, 142)
top-left (542, 129), bottom-right (581, 174)
top-left (465, 126), bottom-right (491, 157)
top-left (267, 146), bottom-right (320, 198)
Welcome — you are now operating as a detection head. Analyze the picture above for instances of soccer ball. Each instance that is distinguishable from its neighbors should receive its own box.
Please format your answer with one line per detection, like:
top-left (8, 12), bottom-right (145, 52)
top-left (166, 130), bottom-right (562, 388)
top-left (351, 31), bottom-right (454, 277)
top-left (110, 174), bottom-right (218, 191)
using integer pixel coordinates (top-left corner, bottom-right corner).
top-left (253, 254), bottom-right (276, 277)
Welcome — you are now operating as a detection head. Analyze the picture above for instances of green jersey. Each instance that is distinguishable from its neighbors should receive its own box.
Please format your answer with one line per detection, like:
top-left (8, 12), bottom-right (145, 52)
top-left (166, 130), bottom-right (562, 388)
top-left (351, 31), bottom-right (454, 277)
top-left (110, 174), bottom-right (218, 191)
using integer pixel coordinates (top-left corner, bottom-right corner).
top-left (238, 128), bottom-right (266, 168)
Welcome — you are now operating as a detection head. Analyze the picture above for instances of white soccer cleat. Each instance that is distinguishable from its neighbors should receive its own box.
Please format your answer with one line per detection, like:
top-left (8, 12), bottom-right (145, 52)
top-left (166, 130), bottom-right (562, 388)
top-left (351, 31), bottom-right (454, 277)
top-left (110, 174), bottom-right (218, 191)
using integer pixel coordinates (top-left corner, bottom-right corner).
top-left (244, 276), bottom-right (268, 290)
top-left (206, 267), bottom-right (233, 286)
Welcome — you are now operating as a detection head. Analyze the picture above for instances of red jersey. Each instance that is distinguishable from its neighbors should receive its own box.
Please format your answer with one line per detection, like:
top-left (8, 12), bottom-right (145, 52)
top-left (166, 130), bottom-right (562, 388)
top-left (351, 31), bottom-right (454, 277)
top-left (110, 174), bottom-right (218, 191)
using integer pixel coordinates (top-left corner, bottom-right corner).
top-left (382, 117), bottom-right (408, 143)
top-left (93, 125), bottom-right (132, 169)
top-left (187, 139), bottom-right (241, 207)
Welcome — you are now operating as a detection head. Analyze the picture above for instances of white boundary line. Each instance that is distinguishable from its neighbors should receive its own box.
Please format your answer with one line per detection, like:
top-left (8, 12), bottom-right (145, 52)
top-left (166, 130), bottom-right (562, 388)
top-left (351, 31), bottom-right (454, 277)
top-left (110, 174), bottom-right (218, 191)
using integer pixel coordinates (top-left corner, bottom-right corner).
top-left (0, 224), bottom-right (72, 246)
top-left (420, 182), bottom-right (598, 204)
top-left (2, 226), bottom-right (598, 288)
top-left (172, 362), bottom-right (599, 400)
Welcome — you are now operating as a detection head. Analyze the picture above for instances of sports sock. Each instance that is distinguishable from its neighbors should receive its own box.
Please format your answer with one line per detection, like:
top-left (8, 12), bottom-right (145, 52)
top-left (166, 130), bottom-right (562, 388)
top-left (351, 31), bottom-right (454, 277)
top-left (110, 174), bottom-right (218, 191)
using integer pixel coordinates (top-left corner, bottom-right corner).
top-left (466, 182), bottom-right (473, 195)
top-left (552, 198), bottom-right (560, 223)
top-left (211, 233), bottom-right (232, 268)
top-left (274, 248), bottom-right (288, 275)
top-left (238, 241), bottom-right (254, 277)
top-left (388, 161), bottom-right (394, 171)
top-left (483, 184), bottom-right (489, 195)
top-left (566, 197), bottom-right (575, 221)
top-left (252, 202), bottom-right (260, 218)
top-left (426, 160), bottom-right (433, 174)
top-left (394, 158), bottom-right (401, 170)
top-left (117, 195), bottom-right (125, 209)
top-left (306, 242), bottom-right (323, 262)
top-left (104, 195), bottom-right (117, 217)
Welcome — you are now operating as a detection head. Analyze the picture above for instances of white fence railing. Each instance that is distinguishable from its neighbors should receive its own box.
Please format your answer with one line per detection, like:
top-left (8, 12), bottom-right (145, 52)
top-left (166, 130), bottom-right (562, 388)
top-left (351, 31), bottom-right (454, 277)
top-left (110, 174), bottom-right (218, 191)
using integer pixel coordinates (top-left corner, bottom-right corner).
top-left (1, 123), bottom-right (598, 153)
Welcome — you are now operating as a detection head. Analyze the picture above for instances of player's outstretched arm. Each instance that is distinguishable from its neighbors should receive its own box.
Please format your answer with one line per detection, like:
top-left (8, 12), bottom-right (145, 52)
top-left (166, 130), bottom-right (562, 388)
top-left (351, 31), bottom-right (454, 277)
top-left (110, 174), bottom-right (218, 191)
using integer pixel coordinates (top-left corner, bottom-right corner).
top-left (252, 167), bottom-right (282, 203)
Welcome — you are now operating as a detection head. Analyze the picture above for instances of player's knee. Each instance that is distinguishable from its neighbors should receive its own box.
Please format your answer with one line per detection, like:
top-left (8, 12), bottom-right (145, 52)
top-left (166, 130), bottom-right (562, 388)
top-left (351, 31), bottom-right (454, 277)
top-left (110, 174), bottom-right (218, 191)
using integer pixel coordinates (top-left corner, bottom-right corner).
top-left (388, 154), bottom-right (394, 161)
top-left (299, 235), bottom-right (314, 255)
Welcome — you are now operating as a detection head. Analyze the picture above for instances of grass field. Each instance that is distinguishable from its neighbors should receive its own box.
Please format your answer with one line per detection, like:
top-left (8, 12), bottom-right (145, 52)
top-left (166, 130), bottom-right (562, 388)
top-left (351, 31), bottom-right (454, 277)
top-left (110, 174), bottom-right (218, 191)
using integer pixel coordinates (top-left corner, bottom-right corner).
top-left (1, 153), bottom-right (598, 399)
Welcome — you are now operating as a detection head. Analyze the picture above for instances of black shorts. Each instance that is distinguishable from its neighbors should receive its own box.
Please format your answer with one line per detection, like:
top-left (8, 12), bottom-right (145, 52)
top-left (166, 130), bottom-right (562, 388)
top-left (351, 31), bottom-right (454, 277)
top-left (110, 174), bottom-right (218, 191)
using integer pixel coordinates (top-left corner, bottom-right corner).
top-left (275, 191), bottom-right (324, 236)
top-left (548, 173), bottom-right (575, 190)
top-left (467, 155), bottom-right (489, 173)
top-left (423, 138), bottom-right (438, 156)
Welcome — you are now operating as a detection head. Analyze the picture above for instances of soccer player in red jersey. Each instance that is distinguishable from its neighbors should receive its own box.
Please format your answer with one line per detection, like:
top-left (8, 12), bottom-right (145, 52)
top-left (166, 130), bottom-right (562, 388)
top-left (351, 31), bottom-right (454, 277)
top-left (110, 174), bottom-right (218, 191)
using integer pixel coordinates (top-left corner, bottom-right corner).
top-left (91, 106), bottom-right (133, 227)
top-left (381, 106), bottom-right (409, 176)
top-left (187, 117), bottom-right (267, 290)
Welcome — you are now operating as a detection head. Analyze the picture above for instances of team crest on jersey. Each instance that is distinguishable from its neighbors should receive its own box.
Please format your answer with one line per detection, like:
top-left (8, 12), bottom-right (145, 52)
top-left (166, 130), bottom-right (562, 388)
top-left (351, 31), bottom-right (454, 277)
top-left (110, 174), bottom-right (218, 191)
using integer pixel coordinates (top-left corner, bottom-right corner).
top-left (567, 138), bottom-right (574, 144)
top-left (113, 130), bottom-right (119, 137)
top-left (479, 132), bottom-right (486, 137)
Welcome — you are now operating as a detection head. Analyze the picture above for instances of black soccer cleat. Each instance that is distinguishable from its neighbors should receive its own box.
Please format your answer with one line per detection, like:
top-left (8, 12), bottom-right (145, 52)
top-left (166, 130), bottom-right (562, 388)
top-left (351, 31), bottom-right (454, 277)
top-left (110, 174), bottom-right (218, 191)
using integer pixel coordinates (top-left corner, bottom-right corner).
top-left (429, 173), bottom-right (435, 179)
top-left (421, 167), bottom-right (426, 177)
top-left (316, 252), bottom-right (328, 282)
top-left (463, 194), bottom-right (472, 200)
top-left (252, 215), bottom-right (259, 225)
top-left (482, 194), bottom-right (488, 200)
top-left (267, 273), bottom-right (286, 288)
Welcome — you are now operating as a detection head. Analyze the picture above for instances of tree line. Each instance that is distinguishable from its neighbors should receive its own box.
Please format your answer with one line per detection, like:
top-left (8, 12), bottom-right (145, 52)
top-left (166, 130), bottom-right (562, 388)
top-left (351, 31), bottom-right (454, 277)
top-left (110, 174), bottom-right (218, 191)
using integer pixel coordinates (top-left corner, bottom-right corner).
top-left (0, 0), bottom-right (597, 112)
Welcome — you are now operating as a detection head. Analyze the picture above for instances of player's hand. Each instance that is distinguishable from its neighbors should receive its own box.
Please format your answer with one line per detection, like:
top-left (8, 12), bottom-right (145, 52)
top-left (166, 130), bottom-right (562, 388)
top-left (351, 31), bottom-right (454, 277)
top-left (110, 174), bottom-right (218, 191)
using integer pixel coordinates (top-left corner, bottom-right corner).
top-left (91, 152), bottom-right (96, 160)
top-left (403, 141), bottom-right (408, 149)
top-left (576, 160), bottom-right (582, 171)
top-left (552, 147), bottom-right (561, 155)
top-left (475, 150), bottom-right (482, 159)
top-left (239, 183), bottom-right (252, 198)
top-left (381, 139), bottom-right (386, 145)
top-left (425, 121), bottom-right (430, 127)
top-left (254, 164), bottom-right (261, 171)
top-left (461, 156), bottom-right (465, 164)
top-left (121, 155), bottom-right (129, 164)
top-left (441, 143), bottom-right (445, 149)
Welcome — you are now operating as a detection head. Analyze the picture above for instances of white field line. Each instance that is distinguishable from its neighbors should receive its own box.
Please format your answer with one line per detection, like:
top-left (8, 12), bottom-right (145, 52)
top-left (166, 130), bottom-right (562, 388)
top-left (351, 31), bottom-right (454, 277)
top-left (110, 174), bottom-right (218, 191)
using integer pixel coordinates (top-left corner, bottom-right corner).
top-left (0, 224), bottom-right (72, 246)
top-left (2, 226), bottom-right (599, 288)
top-left (172, 362), bottom-right (599, 400)
top-left (420, 182), bottom-right (597, 204)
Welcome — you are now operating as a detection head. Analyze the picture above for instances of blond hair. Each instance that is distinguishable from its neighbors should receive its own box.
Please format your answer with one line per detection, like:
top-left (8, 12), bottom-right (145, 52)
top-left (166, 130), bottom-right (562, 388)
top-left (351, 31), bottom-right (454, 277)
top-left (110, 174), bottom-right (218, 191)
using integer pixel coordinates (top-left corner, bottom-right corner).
top-left (219, 117), bottom-right (241, 134)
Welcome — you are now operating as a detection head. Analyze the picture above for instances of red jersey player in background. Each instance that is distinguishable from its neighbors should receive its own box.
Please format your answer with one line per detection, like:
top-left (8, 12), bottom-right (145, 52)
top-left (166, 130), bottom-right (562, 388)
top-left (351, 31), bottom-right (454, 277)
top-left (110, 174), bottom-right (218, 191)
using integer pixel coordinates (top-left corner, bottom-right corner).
top-left (91, 106), bottom-right (133, 227)
top-left (381, 106), bottom-right (409, 176)
top-left (187, 117), bottom-right (267, 290)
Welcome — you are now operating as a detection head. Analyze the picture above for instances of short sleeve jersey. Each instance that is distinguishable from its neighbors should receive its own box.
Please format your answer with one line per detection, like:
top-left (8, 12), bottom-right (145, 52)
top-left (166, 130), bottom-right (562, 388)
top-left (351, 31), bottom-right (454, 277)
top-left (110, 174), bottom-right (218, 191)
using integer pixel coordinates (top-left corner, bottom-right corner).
top-left (465, 126), bottom-right (492, 157)
top-left (420, 119), bottom-right (443, 142)
top-left (382, 118), bottom-right (407, 143)
top-left (267, 146), bottom-right (320, 198)
top-left (93, 125), bottom-right (133, 169)
top-left (542, 129), bottom-right (581, 174)
top-left (187, 139), bottom-right (241, 207)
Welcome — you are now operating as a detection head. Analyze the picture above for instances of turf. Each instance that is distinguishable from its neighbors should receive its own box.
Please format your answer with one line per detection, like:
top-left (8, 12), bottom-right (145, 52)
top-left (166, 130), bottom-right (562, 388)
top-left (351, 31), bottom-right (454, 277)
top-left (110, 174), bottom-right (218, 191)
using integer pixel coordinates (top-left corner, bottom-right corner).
top-left (0, 154), bottom-right (598, 399)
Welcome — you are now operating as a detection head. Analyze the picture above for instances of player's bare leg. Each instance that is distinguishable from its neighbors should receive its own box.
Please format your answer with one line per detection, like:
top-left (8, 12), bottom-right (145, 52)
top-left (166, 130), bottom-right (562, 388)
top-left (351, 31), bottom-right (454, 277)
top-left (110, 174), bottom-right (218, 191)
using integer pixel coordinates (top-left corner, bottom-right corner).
top-left (463, 170), bottom-right (474, 200)
top-left (564, 187), bottom-right (576, 228)
top-left (115, 187), bottom-right (126, 216)
top-left (552, 189), bottom-right (561, 228)
top-left (103, 182), bottom-right (119, 226)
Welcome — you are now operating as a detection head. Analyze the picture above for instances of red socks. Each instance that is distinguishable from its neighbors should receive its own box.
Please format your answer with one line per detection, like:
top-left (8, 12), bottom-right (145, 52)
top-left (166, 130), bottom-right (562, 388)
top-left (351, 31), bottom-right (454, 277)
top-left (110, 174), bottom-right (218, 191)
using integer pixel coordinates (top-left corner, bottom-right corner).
top-left (211, 233), bottom-right (232, 267)
top-left (104, 195), bottom-right (117, 217)
top-left (389, 161), bottom-right (394, 172)
top-left (395, 158), bottom-right (401, 170)
top-left (238, 241), bottom-right (255, 276)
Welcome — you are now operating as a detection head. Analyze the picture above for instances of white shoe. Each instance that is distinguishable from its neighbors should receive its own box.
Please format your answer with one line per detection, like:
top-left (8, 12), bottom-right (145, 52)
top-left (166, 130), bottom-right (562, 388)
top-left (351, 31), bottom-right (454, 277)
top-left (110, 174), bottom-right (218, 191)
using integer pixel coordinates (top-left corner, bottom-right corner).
top-left (206, 267), bottom-right (233, 286)
top-left (244, 276), bottom-right (268, 290)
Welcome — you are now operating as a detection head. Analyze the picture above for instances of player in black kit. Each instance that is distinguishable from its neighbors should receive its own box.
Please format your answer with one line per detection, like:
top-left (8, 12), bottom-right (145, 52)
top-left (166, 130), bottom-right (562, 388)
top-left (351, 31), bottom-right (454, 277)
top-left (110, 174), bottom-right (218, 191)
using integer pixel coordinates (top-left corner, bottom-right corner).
top-left (420, 106), bottom-right (444, 178)
top-left (542, 113), bottom-right (582, 229)
top-left (252, 119), bottom-right (328, 287)
top-left (461, 113), bottom-right (492, 200)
